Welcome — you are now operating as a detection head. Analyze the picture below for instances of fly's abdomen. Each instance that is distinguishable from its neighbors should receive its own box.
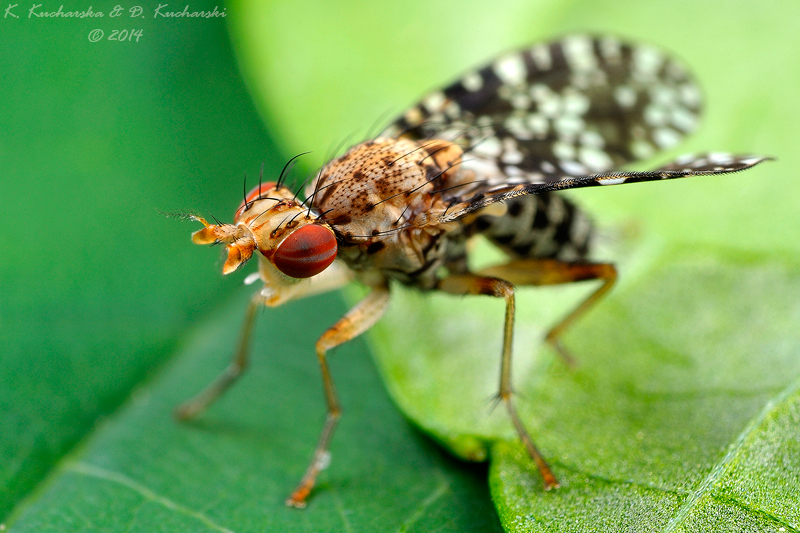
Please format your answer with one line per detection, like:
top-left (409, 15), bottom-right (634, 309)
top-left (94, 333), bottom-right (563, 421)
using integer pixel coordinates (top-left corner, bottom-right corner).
top-left (471, 192), bottom-right (592, 261)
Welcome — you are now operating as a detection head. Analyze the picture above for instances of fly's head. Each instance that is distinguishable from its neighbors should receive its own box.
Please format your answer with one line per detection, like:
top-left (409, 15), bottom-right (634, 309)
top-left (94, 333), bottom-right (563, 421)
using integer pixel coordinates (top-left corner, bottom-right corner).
top-left (190, 182), bottom-right (338, 287)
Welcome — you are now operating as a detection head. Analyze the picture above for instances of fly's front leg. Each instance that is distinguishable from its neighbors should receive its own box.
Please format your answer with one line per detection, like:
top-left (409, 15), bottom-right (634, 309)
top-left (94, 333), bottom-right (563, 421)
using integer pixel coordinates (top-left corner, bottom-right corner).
top-left (174, 292), bottom-right (262, 420)
top-left (437, 275), bottom-right (559, 490)
top-left (175, 263), bottom-right (354, 421)
top-left (286, 285), bottom-right (391, 508)
top-left (478, 259), bottom-right (617, 366)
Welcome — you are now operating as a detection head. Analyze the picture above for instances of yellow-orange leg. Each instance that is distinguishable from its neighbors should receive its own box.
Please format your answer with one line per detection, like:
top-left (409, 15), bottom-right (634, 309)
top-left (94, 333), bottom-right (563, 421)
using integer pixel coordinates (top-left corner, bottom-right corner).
top-left (478, 259), bottom-right (617, 367)
top-left (286, 285), bottom-right (391, 508)
top-left (174, 292), bottom-right (262, 420)
top-left (437, 274), bottom-right (559, 490)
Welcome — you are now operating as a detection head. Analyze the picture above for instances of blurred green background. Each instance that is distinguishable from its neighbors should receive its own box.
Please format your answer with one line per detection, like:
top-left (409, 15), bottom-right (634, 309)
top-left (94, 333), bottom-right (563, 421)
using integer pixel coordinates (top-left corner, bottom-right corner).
top-left (2, 0), bottom-right (798, 532)
top-left (0, 0), bottom-right (282, 520)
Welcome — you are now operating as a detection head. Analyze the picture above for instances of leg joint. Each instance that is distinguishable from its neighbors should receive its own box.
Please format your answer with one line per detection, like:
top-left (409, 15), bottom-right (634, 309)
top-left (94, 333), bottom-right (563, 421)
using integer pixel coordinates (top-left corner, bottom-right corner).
top-left (478, 277), bottom-right (515, 299)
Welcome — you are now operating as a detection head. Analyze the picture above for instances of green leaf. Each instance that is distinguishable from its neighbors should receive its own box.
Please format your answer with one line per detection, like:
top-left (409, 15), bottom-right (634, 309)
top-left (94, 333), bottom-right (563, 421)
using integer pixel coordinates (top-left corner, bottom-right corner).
top-left (4, 0), bottom-right (799, 531)
top-left (369, 247), bottom-right (800, 532)
top-left (8, 289), bottom-right (502, 532)
top-left (487, 255), bottom-right (800, 531)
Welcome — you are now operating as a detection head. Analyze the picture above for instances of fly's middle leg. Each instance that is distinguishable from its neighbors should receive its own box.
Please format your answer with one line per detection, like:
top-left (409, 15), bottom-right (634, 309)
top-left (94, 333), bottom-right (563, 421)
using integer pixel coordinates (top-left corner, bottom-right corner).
top-left (437, 274), bottom-right (559, 490)
top-left (286, 285), bottom-right (391, 508)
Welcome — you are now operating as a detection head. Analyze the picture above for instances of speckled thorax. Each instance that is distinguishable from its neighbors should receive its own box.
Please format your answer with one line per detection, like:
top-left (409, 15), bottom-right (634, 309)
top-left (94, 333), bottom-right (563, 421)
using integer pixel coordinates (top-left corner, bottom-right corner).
top-left (308, 137), bottom-right (470, 289)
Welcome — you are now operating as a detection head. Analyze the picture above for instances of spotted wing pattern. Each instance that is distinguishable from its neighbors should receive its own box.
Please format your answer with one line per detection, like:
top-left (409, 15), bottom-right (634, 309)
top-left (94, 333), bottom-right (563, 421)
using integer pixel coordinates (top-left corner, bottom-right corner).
top-left (381, 34), bottom-right (769, 222)
top-left (439, 153), bottom-right (771, 222)
top-left (384, 35), bottom-right (701, 184)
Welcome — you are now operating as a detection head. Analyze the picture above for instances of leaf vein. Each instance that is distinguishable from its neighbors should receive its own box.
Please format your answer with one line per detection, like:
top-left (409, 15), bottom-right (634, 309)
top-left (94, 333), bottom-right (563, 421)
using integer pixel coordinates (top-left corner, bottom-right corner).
top-left (712, 493), bottom-right (800, 532)
top-left (660, 374), bottom-right (800, 532)
top-left (395, 473), bottom-right (451, 533)
top-left (69, 462), bottom-right (236, 533)
top-left (332, 492), bottom-right (354, 533)
top-left (557, 463), bottom-right (689, 498)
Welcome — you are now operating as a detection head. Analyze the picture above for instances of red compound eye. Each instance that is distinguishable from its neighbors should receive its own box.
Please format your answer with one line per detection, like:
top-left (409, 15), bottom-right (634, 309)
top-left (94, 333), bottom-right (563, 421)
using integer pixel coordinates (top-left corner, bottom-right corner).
top-left (273, 224), bottom-right (338, 279)
top-left (235, 181), bottom-right (277, 220)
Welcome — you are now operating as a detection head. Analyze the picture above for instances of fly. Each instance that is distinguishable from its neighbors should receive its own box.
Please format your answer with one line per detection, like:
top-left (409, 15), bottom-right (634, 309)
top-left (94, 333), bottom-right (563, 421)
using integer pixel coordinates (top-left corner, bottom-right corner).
top-left (175, 34), bottom-right (770, 508)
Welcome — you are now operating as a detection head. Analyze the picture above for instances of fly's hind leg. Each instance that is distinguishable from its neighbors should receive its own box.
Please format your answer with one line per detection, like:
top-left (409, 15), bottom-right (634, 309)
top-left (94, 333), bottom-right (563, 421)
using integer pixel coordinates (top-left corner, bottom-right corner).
top-left (286, 285), bottom-right (391, 508)
top-left (437, 274), bottom-right (559, 490)
top-left (478, 259), bottom-right (617, 366)
top-left (174, 292), bottom-right (262, 420)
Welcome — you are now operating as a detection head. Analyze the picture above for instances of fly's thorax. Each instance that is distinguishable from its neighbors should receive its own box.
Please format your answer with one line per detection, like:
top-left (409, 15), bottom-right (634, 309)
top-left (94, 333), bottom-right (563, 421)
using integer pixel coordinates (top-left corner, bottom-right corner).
top-left (308, 137), bottom-right (469, 241)
top-left (303, 137), bottom-right (473, 287)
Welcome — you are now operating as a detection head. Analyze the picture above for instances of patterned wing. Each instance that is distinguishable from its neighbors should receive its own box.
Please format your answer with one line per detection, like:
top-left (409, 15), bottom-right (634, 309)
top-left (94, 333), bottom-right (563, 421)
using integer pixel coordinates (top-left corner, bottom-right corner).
top-left (382, 34), bottom-right (704, 195)
top-left (439, 153), bottom-right (772, 223)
